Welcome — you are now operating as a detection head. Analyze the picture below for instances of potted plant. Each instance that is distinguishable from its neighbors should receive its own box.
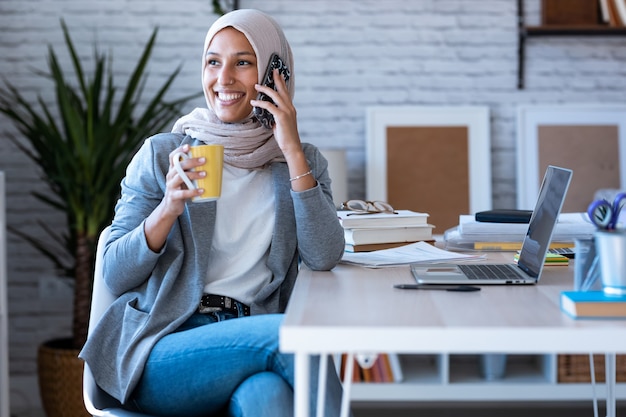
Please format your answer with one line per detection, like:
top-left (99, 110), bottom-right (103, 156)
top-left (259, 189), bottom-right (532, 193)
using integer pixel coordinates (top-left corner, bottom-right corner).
top-left (0, 20), bottom-right (199, 417)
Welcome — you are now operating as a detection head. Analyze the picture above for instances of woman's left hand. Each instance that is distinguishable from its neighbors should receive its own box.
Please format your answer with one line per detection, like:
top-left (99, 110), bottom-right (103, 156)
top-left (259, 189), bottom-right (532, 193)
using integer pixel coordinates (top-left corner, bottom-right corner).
top-left (251, 69), bottom-right (301, 159)
top-left (251, 69), bottom-right (315, 191)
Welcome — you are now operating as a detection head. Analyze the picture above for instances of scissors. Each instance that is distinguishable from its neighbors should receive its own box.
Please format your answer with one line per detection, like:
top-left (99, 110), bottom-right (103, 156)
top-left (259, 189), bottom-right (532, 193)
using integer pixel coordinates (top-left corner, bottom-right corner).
top-left (587, 192), bottom-right (626, 230)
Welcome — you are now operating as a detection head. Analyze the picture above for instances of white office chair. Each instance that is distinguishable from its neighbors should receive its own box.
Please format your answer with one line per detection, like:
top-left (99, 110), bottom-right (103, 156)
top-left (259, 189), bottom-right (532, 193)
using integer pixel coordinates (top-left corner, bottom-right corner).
top-left (83, 226), bottom-right (153, 417)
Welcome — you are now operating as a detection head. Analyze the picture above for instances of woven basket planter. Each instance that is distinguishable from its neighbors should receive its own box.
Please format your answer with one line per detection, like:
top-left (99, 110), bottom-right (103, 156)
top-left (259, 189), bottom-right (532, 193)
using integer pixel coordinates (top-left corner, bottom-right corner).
top-left (37, 338), bottom-right (89, 417)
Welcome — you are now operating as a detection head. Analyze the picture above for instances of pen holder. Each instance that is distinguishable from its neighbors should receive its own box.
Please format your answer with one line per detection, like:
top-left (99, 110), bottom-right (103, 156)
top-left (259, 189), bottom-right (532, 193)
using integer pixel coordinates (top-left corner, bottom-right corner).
top-left (595, 229), bottom-right (626, 296)
top-left (574, 238), bottom-right (601, 292)
top-left (480, 354), bottom-right (507, 381)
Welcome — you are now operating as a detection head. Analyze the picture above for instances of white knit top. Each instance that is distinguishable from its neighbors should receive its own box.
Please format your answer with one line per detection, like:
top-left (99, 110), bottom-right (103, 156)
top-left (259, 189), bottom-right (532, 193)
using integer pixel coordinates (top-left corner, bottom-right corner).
top-left (203, 164), bottom-right (275, 305)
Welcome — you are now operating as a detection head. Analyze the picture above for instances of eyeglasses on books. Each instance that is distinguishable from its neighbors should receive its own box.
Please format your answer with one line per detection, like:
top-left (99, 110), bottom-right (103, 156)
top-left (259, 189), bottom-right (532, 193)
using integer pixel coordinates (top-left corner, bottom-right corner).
top-left (341, 200), bottom-right (397, 215)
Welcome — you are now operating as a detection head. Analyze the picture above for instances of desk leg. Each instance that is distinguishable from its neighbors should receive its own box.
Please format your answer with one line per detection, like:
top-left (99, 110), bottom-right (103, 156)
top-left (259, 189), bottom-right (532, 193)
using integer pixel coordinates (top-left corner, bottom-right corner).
top-left (316, 354), bottom-right (328, 417)
top-left (295, 353), bottom-right (310, 417)
top-left (606, 353), bottom-right (616, 417)
top-left (340, 353), bottom-right (354, 417)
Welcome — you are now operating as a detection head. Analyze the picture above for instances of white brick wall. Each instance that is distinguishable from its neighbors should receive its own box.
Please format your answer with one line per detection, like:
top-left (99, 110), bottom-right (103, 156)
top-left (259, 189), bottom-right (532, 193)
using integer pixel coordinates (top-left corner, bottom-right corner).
top-left (1, 0), bottom-right (625, 413)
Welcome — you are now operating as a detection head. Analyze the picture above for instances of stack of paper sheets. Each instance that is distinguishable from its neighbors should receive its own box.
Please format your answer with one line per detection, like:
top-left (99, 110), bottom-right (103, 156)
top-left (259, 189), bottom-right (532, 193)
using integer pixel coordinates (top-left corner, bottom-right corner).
top-left (341, 241), bottom-right (484, 267)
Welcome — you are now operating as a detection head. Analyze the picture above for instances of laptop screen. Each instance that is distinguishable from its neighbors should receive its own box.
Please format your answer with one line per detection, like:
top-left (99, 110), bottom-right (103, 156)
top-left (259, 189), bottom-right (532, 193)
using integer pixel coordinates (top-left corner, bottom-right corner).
top-left (517, 166), bottom-right (573, 278)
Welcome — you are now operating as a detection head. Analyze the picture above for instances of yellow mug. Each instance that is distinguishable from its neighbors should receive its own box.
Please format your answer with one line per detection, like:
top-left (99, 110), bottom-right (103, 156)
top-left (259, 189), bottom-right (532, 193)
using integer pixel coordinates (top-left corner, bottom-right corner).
top-left (173, 144), bottom-right (224, 202)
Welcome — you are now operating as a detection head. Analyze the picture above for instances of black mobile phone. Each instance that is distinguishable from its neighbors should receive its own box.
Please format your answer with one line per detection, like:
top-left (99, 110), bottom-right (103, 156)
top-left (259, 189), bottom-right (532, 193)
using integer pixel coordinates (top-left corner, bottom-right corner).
top-left (253, 53), bottom-right (290, 129)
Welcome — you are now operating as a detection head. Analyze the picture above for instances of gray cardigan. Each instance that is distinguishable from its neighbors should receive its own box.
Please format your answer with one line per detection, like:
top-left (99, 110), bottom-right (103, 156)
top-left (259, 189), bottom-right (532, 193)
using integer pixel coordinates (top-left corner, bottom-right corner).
top-left (79, 133), bottom-right (345, 403)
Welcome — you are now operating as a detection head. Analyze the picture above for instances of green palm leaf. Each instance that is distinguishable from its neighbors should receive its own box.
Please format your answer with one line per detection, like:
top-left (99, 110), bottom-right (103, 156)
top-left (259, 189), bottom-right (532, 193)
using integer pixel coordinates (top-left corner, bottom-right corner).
top-left (0, 19), bottom-right (201, 348)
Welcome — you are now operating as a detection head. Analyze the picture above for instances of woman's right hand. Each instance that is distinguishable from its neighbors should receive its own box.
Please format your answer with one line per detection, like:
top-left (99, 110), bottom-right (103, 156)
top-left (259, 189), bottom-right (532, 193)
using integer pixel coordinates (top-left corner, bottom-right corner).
top-left (163, 144), bottom-right (207, 217)
top-left (144, 144), bottom-right (206, 252)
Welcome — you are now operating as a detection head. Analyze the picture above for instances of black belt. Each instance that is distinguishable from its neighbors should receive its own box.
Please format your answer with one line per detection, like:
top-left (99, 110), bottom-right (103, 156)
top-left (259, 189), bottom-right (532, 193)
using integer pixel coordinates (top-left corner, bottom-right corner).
top-left (199, 294), bottom-right (250, 316)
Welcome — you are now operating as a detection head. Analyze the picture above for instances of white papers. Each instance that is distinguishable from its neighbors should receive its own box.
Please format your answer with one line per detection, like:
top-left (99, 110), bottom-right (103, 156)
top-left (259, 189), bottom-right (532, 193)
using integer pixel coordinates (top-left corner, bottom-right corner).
top-left (340, 241), bottom-right (484, 267)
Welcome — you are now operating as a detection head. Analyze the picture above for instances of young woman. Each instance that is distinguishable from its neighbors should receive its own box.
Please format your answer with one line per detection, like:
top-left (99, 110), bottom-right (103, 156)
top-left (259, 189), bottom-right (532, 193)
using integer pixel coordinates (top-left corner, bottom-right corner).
top-left (80, 9), bottom-right (348, 417)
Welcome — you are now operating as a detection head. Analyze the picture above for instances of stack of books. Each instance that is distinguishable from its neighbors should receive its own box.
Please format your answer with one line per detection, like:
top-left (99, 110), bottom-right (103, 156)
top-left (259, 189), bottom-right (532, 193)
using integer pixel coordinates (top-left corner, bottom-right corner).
top-left (338, 353), bottom-right (403, 383)
top-left (444, 212), bottom-right (596, 251)
top-left (338, 210), bottom-right (434, 252)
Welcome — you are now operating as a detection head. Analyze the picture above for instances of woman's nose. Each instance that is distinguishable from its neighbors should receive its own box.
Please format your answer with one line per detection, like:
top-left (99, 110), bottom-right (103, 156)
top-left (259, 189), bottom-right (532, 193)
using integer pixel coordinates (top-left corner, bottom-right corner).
top-left (218, 67), bottom-right (234, 85)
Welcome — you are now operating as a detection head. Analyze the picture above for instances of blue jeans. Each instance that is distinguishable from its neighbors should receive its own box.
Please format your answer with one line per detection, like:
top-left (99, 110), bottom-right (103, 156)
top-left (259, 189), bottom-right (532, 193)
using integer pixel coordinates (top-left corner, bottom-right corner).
top-left (131, 310), bottom-right (349, 417)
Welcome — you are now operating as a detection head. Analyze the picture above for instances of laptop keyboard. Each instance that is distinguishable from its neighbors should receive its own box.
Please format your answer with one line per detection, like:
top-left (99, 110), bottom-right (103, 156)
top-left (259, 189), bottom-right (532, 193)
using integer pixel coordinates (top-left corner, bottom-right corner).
top-left (458, 264), bottom-right (522, 280)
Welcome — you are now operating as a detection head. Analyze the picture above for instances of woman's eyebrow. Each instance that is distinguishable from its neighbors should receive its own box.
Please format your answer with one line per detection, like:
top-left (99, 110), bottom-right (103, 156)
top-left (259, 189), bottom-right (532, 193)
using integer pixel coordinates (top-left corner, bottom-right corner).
top-left (205, 51), bottom-right (256, 58)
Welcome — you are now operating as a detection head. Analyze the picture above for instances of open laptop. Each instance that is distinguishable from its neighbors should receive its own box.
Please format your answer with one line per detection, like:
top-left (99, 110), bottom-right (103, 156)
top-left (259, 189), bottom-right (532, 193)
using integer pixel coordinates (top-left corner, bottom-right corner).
top-left (411, 165), bottom-right (573, 285)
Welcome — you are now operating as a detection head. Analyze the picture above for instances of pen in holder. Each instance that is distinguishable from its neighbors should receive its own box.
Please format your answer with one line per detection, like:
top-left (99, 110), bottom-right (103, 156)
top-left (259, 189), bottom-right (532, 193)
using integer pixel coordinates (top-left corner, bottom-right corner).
top-left (574, 238), bottom-right (602, 292)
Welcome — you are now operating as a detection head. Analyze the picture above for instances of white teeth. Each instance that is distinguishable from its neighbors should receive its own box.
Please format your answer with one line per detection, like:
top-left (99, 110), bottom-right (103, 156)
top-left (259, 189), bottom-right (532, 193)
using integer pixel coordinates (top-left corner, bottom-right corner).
top-left (217, 92), bottom-right (242, 101)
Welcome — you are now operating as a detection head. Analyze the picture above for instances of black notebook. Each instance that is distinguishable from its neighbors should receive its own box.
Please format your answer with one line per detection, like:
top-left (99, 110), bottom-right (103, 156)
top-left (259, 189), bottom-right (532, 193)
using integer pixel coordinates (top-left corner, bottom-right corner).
top-left (475, 209), bottom-right (533, 224)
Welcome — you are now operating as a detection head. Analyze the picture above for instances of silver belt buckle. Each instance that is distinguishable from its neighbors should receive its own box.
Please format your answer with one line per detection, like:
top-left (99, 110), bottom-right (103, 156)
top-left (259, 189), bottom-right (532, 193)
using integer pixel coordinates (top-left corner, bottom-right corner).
top-left (198, 304), bottom-right (222, 314)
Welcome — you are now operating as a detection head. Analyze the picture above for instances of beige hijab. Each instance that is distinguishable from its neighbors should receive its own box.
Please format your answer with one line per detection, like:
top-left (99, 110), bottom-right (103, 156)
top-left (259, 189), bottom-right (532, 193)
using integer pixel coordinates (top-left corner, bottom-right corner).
top-left (172, 9), bottom-right (295, 169)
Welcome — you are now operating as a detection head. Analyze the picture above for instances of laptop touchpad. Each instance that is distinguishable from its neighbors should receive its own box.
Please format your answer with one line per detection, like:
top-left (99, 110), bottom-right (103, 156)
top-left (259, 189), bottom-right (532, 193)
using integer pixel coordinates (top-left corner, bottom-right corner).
top-left (425, 267), bottom-right (463, 275)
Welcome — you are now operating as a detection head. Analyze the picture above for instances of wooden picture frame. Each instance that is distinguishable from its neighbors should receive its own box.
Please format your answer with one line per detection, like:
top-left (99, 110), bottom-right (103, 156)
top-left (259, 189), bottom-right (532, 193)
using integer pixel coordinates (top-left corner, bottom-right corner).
top-left (366, 106), bottom-right (492, 232)
top-left (516, 105), bottom-right (626, 211)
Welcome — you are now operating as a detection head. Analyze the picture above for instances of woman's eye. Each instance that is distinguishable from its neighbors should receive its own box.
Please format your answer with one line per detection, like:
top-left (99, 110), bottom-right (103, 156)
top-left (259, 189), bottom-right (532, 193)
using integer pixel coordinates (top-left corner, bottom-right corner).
top-left (206, 59), bottom-right (219, 66)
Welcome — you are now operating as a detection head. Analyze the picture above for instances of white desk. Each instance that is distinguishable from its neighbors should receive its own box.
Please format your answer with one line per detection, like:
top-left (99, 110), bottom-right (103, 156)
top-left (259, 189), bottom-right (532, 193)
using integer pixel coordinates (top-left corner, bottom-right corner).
top-left (280, 254), bottom-right (626, 417)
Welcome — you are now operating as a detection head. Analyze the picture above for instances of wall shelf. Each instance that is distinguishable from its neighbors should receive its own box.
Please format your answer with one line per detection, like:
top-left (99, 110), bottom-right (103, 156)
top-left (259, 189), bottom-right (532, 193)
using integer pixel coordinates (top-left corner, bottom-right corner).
top-left (517, 0), bottom-right (626, 89)
top-left (524, 26), bottom-right (626, 35)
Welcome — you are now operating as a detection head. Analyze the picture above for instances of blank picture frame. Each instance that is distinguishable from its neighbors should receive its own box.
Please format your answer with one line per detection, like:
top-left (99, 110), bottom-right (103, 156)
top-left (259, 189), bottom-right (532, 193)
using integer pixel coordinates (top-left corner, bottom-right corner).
top-left (516, 105), bottom-right (626, 212)
top-left (366, 106), bottom-right (492, 232)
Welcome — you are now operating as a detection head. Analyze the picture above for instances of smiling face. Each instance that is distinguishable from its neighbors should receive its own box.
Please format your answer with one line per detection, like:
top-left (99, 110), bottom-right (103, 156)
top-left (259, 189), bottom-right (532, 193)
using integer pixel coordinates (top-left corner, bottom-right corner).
top-left (203, 27), bottom-right (258, 123)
